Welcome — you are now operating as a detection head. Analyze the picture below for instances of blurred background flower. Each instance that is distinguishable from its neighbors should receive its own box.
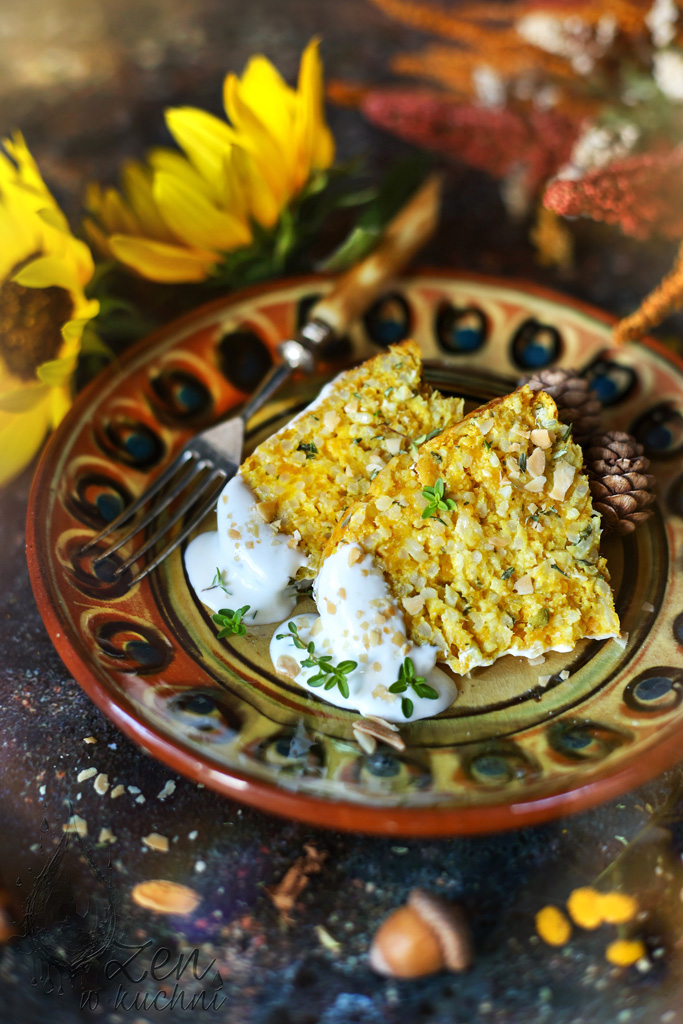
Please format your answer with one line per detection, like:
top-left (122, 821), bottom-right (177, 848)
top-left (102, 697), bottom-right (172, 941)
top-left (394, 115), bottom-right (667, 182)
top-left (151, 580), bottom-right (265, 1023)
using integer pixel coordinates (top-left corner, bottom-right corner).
top-left (84, 38), bottom-right (336, 285)
top-left (0, 133), bottom-right (98, 485)
top-left (326, 0), bottom-right (683, 339)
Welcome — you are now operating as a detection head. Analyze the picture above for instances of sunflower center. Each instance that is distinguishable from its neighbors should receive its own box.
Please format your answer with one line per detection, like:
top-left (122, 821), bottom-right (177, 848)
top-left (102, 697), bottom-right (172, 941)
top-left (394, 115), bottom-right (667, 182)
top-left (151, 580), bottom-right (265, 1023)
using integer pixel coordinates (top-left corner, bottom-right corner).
top-left (0, 277), bottom-right (73, 381)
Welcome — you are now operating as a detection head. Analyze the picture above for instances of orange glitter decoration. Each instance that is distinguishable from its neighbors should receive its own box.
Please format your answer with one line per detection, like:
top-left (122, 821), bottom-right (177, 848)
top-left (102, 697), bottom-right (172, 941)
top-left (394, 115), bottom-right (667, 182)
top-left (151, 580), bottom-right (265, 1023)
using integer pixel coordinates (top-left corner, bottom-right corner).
top-left (614, 240), bottom-right (683, 344)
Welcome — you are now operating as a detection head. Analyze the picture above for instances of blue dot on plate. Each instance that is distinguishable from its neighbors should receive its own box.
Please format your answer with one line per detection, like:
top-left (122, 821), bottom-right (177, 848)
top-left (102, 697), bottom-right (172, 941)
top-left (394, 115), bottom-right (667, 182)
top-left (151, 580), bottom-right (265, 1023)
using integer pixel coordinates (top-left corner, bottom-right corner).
top-left (95, 493), bottom-right (124, 522)
top-left (125, 433), bottom-right (155, 460)
top-left (634, 676), bottom-right (672, 701)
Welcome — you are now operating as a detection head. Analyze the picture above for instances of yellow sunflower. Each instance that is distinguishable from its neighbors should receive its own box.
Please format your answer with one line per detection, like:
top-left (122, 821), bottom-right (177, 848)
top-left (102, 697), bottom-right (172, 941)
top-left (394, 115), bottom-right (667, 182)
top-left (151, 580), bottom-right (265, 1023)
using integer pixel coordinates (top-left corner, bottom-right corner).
top-left (0, 133), bottom-right (99, 486)
top-left (84, 38), bottom-right (335, 283)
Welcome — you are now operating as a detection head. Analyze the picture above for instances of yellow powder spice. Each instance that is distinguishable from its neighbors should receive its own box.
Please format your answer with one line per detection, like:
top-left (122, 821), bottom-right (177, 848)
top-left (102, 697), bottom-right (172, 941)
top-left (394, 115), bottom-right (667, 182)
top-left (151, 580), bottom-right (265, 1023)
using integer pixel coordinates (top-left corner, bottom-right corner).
top-left (598, 892), bottom-right (638, 925)
top-left (535, 905), bottom-right (572, 947)
top-left (566, 887), bottom-right (602, 930)
top-left (605, 938), bottom-right (647, 967)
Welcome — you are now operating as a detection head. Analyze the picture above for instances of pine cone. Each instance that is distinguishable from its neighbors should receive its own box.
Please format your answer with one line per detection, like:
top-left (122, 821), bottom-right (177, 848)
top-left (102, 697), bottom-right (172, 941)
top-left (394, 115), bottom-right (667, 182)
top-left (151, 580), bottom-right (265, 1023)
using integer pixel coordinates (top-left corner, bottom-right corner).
top-left (520, 369), bottom-right (601, 445)
top-left (584, 431), bottom-right (656, 536)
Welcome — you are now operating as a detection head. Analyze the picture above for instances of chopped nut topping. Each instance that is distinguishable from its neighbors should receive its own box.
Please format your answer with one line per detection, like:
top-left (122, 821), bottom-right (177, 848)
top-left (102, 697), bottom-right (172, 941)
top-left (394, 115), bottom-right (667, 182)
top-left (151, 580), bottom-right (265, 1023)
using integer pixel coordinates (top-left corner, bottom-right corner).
top-left (132, 880), bottom-right (200, 916)
top-left (514, 574), bottom-right (534, 595)
top-left (527, 447), bottom-right (546, 478)
top-left (255, 500), bottom-right (277, 523)
top-left (348, 546), bottom-right (362, 566)
top-left (276, 655), bottom-right (301, 680)
top-left (531, 428), bottom-right (553, 449)
top-left (353, 717), bottom-right (406, 751)
top-left (549, 461), bottom-right (576, 501)
top-left (402, 594), bottom-right (425, 616)
top-left (142, 832), bottom-right (169, 853)
top-left (524, 476), bottom-right (546, 493)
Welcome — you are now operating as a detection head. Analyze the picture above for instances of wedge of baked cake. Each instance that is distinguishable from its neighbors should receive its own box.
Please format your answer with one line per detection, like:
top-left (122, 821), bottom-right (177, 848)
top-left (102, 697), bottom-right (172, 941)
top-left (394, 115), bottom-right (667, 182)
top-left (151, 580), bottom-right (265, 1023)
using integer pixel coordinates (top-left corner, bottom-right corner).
top-left (239, 339), bottom-right (464, 573)
top-left (321, 385), bottom-right (621, 674)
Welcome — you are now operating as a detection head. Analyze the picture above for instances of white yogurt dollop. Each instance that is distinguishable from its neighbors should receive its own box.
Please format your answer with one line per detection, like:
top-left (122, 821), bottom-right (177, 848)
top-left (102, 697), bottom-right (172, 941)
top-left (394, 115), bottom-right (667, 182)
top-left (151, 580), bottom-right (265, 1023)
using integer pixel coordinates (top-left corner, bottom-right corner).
top-left (269, 543), bottom-right (457, 722)
top-left (184, 473), bottom-right (306, 624)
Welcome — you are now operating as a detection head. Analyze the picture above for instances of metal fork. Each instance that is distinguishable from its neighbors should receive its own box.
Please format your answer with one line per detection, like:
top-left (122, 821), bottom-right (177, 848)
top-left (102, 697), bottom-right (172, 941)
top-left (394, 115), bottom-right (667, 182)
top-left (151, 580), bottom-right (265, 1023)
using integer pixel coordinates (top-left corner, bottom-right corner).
top-left (82, 174), bottom-right (443, 590)
top-left (83, 319), bottom-right (333, 588)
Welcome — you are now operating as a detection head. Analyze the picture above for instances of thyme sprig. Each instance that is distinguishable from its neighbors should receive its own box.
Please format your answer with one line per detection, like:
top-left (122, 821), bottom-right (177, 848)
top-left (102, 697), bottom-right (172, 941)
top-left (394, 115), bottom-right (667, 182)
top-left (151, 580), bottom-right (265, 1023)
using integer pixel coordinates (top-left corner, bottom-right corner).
top-left (388, 657), bottom-right (438, 718)
top-left (212, 605), bottom-right (250, 637)
top-left (421, 478), bottom-right (456, 519)
top-left (276, 621), bottom-right (357, 699)
top-left (203, 566), bottom-right (231, 594)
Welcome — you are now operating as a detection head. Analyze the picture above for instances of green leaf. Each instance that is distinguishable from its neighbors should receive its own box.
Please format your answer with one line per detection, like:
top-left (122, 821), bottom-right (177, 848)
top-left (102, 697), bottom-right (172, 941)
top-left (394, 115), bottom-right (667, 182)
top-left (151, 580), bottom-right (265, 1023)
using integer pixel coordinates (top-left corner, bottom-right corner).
top-left (388, 681), bottom-right (407, 694)
top-left (401, 697), bottom-right (414, 719)
top-left (338, 679), bottom-right (350, 699)
top-left (415, 683), bottom-right (439, 700)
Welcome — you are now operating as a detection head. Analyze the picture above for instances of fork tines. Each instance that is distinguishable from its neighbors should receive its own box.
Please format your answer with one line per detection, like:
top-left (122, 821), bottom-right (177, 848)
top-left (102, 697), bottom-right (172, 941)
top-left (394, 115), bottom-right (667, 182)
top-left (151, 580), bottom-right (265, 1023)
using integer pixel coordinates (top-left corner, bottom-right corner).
top-left (83, 449), bottom-right (228, 589)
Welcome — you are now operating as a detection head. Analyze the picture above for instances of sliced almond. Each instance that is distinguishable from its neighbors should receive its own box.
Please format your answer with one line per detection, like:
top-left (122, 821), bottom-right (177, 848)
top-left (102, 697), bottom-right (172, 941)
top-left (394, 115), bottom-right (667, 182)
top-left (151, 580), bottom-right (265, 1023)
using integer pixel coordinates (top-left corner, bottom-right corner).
top-left (347, 546), bottom-right (362, 567)
top-left (142, 832), bottom-right (169, 853)
top-left (256, 501), bottom-right (278, 523)
top-left (402, 594), bottom-right (425, 616)
top-left (549, 461), bottom-right (576, 501)
top-left (530, 428), bottom-right (553, 449)
top-left (478, 418), bottom-right (494, 435)
top-left (527, 447), bottom-right (546, 478)
top-left (132, 880), bottom-right (201, 916)
top-left (524, 476), bottom-right (546, 493)
top-left (514, 574), bottom-right (534, 595)
top-left (276, 655), bottom-right (301, 680)
top-left (353, 718), bottom-right (406, 751)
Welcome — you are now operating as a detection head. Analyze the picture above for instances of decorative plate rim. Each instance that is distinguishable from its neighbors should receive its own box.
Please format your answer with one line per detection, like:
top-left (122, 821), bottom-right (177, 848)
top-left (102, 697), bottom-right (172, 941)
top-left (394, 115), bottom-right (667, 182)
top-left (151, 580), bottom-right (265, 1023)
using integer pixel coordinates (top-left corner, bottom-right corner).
top-left (26, 269), bottom-right (683, 837)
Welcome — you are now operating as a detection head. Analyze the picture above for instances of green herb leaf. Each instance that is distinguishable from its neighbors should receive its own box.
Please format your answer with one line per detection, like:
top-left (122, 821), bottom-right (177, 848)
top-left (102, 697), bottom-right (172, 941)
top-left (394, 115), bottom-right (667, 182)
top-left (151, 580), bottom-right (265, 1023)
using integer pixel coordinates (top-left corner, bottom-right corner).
top-left (212, 605), bottom-right (250, 637)
top-left (501, 567), bottom-right (515, 580)
top-left (519, 453), bottom-right (527, 473)
top-left (401, 697), bottom-right (414, 719)
top-left (551, 563), bottom-right (568, 576)
top-left (530, 607), bottom-right (550, 629)
top-left (421, 477), bottom-right (457, 519)
top-left (203, 566), bottom-right (232, 594)
top-left (297, 441), bottom-right (318, 460)
top-left (278, 621), bottom-right (357, 699)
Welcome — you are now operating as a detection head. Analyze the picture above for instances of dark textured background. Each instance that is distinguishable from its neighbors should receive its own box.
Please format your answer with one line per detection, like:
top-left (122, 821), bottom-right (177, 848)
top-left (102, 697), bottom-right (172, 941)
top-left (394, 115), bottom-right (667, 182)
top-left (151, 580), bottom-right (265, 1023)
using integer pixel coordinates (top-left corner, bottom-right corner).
top-left (1, 2), bottom-right (683, 1022)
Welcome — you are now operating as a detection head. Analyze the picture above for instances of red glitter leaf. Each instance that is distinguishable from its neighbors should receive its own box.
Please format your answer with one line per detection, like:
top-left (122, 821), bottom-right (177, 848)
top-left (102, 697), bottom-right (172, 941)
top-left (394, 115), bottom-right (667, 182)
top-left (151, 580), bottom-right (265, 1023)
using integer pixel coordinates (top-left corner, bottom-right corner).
top-left (543, 147), bottom-right (683, 241)
top-left (361, 89), bottom-right (581, 196)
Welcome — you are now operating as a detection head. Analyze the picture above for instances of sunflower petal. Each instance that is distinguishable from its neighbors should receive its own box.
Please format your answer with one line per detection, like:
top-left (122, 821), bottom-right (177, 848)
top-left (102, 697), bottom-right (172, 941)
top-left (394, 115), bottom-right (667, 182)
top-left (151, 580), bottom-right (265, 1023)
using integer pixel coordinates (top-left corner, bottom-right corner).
top-left (61, 307), bottom-right (99, 347)
top-left (49, 383), bottom-right (72, 428)
top-left (121, 161), bottom-right (176, 242)
top-left (0, 381), bottom-right (50, 413)
top-left (83, 217), bottom-right (113, 259)
top-left (223, 74), bottom-right (289, 203)
top-left (295, 38), bottom-right (335, 188)
top-left (36, 354), bottom-right (79, 387)
top-left (102, 188), bottom-right (141, 235)
top-left (107, 235), bottom-right (218, 283)
top-left (239, 55), bottom-right (296, 154)
top-left (0, 396), bottom-right (52, 487)
top-left (153, 171), bottom-right (252, 252)
top-left (165, 107), bottom-right (237, 187)
top-left (12, 254), bottom-right (79, 292)
top-left (230, 145), bottom-right (280, 229)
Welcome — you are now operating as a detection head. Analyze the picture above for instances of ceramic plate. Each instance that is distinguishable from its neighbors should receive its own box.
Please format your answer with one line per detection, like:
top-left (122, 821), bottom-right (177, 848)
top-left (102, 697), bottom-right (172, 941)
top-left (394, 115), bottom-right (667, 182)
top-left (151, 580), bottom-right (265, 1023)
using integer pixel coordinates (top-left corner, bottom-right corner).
top-left (27, 272), bottom-right (683, 835)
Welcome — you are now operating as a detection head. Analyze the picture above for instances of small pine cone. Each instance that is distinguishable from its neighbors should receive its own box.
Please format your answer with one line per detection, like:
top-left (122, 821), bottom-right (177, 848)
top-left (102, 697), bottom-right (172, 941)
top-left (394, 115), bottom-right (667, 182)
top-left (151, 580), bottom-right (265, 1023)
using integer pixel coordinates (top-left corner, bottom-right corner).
top-left (520, 369), bottom-right (601, 445)
top-left (584, 431), bottom-right (656, 536)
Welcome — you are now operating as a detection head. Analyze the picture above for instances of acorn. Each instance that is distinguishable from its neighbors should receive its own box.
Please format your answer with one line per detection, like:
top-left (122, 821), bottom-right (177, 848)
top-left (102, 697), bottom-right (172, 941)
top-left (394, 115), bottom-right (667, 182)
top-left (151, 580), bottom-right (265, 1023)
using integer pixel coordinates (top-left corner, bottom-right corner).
top-left (369, 888), bottom-right (473, 978)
